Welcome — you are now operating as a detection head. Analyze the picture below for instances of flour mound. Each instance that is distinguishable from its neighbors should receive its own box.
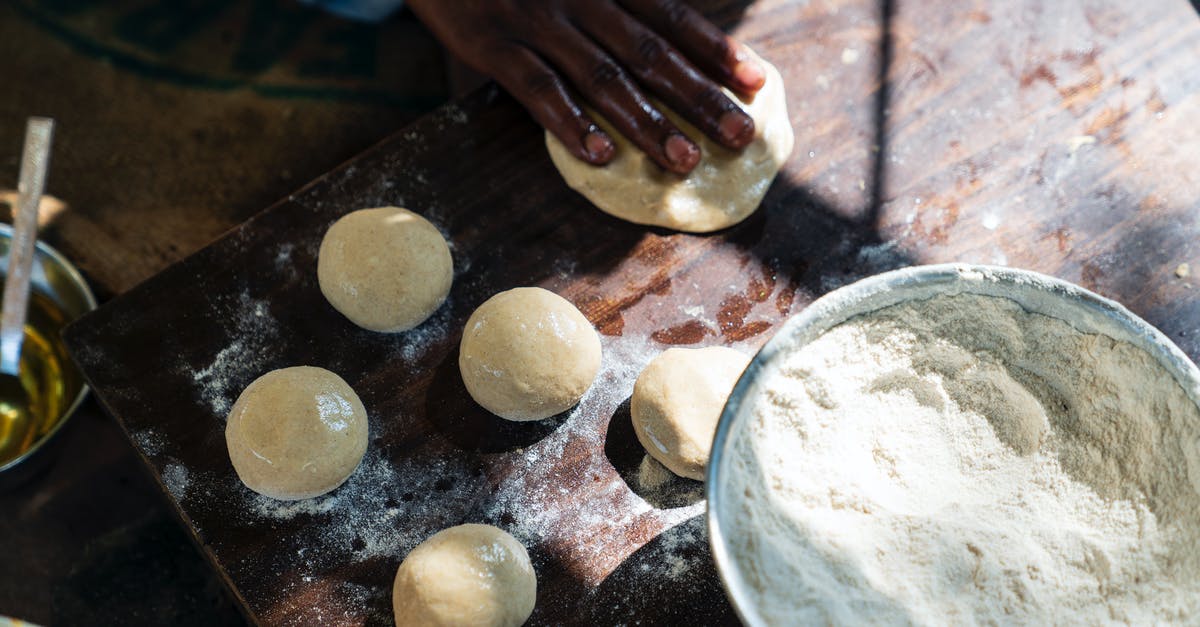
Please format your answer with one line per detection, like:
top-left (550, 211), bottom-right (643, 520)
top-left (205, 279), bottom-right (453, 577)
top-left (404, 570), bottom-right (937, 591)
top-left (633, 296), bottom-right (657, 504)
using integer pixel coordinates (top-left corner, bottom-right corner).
top-left (727, 294), bottom-right (1200, 624)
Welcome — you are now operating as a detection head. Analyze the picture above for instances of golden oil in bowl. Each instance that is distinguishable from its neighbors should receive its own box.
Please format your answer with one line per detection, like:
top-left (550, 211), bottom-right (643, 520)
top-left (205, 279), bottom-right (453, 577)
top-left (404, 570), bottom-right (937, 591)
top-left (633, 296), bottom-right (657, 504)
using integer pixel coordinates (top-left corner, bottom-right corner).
top-left (0, 290), bottom-right (77, 465)
top-left (0, 223), bottom-right (96, 477)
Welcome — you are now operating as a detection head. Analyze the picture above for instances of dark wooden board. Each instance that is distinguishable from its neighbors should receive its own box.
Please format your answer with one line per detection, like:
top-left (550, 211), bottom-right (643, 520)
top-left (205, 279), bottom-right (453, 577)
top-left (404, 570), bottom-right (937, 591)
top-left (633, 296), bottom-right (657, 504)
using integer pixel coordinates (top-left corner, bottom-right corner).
top-left (64, 0), bottom-right (1200, 624)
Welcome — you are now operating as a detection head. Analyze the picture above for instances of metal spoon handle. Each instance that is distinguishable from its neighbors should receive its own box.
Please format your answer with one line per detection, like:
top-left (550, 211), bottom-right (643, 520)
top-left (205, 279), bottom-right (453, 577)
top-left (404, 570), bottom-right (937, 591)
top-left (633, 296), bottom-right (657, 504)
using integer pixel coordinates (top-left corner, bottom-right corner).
top-left (0, 118), bottom-right (53, 375)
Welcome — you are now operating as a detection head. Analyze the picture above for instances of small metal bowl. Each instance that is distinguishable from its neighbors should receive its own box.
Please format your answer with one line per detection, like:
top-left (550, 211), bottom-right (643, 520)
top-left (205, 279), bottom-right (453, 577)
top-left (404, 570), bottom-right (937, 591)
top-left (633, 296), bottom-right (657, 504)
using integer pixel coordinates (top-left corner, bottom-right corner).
top-left (0, 223), bottom-right (96, 478)
top-left (706, 263), bottom-right (1200, 625)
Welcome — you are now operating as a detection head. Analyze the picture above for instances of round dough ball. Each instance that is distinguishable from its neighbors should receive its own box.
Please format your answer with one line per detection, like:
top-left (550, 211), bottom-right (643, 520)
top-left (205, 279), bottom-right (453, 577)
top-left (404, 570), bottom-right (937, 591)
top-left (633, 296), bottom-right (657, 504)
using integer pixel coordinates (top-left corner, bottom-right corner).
top-left (393, 524), bottom-right (536, 627)
top-left (318, 207), bottom-right (453, 332)
top-left (631, 346), bottom-right (750, 480)
top-left (545, 50), bottom-right (793, 233)
top-left (225, 366), bottom-right (368, 500)
top-left (459, 287), bottom-right (601, 421)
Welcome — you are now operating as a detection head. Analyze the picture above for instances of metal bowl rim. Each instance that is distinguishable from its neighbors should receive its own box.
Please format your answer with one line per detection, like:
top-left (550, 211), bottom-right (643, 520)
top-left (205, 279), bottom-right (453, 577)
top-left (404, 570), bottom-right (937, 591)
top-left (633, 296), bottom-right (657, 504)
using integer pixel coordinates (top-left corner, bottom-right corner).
top-left (0, 223), bottom-right (97, 473)
top-left (705, 262), bottom-right (1200, 626)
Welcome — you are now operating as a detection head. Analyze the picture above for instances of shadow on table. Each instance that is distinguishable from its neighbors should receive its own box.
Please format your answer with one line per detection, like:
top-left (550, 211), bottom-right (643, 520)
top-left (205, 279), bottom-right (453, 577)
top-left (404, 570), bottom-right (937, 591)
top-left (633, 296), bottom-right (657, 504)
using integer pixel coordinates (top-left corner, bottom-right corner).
top-left (580, 515), bottom-right (740, 625)
top-left (603, 398), bottom-right (706, 509)
top-left (422, 352), bottom-right (572, 454)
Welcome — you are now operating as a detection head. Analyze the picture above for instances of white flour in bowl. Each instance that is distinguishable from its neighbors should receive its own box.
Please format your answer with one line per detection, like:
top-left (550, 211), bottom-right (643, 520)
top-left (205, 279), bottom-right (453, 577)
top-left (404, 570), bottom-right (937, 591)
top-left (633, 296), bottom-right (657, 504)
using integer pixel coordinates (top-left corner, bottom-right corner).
top-left (724, 293), bottom-right (1200, 624)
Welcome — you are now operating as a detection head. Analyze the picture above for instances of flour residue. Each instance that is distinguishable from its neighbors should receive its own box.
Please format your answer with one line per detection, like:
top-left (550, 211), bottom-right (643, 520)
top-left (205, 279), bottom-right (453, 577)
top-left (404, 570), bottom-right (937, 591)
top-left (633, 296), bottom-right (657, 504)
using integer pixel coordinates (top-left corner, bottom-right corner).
top-left (163, 462), bottom-right (190, 501)
top-left (482, 333), bottom-right (704, 585)
top-left (190, 330), bottom-right (717, 622)
top-left (190, 291), bottom-right (281, 417)
top-left (133, 428), bottom-right (165, 457)
top-left (248, 452), bottom-right (475, 563)
top-left (171, 270), bottom-right (722, 623)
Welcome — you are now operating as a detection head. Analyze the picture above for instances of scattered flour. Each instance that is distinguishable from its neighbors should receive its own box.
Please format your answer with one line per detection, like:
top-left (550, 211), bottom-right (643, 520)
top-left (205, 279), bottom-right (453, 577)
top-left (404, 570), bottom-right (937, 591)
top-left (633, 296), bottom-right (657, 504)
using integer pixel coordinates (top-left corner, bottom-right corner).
top-left (273, 242), bottom-right (294, 267)
top-left (192, 342), bottom-right (247, 415)
top-left (132, 429), bottom-right (165, 457)
top-left (272, 242), bottom-right (301, 283)
top-left (163, 462), bottom-right (190, 501)
top-left (246, 450), bottom-right (481, 564)
top-left (191, 291), bottom-right (280, 416)
top-left (208, 331), bottom-right (710, 621)
top-left (479, 333), bottom-right (705, 585)
top-left (654, 517), bottom-right (706, 580)
top-left (389, 299), bottom-right (453, 364)
top-left (724, 293), bottom-right (1200, 624)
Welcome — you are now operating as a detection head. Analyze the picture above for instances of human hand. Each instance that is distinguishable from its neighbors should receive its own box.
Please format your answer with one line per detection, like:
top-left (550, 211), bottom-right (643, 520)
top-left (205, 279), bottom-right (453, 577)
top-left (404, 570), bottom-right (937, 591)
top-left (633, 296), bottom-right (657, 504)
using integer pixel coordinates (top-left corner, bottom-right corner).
top-left (407, 0), bottom-right (766, 174)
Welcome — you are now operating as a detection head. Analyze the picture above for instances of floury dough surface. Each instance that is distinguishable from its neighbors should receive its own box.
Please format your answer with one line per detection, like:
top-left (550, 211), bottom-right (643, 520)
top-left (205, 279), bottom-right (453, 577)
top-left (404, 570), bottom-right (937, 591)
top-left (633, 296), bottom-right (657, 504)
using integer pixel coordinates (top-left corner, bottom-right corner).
top-left (225, 366), bottom-right (368, 500)
top-left (317, 206), bottom-right (453, 332)
top-left (544, 51), bottom-right (794, 233)
top-left (392, 524), bottom-right (536, 627)
top-left (459, 287), bottom-right (602, 421)
top-left (723, 293), bottom-right (1200, 624)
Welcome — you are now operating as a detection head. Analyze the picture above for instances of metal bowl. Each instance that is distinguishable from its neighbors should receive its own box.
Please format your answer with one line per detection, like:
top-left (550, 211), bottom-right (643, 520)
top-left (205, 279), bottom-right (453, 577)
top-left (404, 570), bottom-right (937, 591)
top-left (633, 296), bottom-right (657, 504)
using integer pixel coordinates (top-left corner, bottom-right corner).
top-left (0, 223), bottom-right (96, 476)
top-left (706, 263), bottom-right (1200, 625)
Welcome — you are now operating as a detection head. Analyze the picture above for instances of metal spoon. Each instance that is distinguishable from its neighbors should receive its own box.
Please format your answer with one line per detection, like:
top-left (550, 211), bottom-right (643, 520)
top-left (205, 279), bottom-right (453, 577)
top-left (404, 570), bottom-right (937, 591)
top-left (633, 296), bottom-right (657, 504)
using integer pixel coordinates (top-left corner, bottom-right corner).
top-left (0, 118), bottom-right (53, 453)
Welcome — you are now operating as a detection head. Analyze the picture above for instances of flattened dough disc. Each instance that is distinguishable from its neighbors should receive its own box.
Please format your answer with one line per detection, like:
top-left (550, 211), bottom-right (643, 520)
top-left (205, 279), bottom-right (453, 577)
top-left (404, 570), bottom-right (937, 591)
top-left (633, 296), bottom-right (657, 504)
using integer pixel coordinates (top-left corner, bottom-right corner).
top-left (545, 52), bottom-right (794, 233)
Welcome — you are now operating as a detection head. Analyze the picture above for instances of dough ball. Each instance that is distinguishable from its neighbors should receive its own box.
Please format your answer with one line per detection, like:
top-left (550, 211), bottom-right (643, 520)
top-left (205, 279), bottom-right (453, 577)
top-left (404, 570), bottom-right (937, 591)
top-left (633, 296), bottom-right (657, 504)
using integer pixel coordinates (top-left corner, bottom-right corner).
top-left (631, 347), bottom-right (750, 480)
top-left (459, 287), bottom-right (601, 421)
top-left (393, 524), bottom-right (536, 627)
top-left (318, 207), bottom-right (453, 332)
top-left (225, 366), bottom-right (368, 500)
top-left (545, 50), bottom-right (793, 233)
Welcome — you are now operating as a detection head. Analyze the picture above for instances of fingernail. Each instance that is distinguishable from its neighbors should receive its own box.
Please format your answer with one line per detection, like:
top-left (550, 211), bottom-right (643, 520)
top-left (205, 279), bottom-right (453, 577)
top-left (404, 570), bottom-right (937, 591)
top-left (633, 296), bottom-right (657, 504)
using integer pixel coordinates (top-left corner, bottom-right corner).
top-left (733, 50), bottom-right (766, 91)
top-left (584, 129), bottom-right (614, 162)
top-left (718, 110), bottom-right (755, 146)
top-left (664, 133), bottom-right (700, 171)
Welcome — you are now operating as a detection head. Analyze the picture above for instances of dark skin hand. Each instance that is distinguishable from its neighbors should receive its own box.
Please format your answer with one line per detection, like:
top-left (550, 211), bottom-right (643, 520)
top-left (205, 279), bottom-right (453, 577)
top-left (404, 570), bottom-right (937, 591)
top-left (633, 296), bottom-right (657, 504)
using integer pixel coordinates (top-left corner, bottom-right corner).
top-left (406, 0), bottom-right (767, 174)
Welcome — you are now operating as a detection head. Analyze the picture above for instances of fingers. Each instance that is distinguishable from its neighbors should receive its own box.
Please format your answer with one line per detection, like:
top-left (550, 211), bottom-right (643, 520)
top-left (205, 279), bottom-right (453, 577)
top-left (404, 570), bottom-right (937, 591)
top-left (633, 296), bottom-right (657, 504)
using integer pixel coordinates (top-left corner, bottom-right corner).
top-left (490, 46), bottom-right (615, 165)
top-left (578, 5), bottom-right (755, 150)
top-left (536, 26), bottom-right (701, 174)
top-left (618, 0), bottom-right (765, 95)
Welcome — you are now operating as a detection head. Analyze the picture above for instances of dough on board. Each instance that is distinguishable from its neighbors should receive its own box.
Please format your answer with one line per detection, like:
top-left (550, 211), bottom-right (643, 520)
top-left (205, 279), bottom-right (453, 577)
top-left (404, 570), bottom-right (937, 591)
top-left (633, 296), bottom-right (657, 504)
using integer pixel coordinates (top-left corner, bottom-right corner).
top-left (225, 366), bottom-right (368, 500)
top-left (631, 346), bottom-right (750, 480)
top-left (393, 524), bottom-right (536, 627)
top-left (318, 206), bottom-right (453, 332)
top-left (459, 287), bottom-right (601, 421)
top-left (545, 50), bottom-right (794, 233)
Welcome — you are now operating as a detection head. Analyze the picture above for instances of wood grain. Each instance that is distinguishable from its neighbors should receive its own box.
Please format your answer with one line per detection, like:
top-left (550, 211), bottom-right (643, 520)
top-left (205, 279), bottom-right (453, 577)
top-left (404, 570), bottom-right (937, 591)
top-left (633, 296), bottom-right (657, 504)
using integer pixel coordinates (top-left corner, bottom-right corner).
top-left (64, 0), bottom-right (1200, 624)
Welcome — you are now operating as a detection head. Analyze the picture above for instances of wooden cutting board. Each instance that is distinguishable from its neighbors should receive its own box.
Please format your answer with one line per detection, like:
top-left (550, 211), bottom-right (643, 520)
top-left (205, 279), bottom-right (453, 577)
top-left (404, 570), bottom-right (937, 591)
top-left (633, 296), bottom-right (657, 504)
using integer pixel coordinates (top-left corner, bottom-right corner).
top-left (63, 0), bottom-right (1200, 624)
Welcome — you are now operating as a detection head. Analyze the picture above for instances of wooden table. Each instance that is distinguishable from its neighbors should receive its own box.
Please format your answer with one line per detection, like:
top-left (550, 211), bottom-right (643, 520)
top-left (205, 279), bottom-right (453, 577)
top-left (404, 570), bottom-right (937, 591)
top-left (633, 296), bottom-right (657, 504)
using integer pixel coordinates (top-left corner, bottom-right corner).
top-left (57, 0), bottom-right (1200, 624)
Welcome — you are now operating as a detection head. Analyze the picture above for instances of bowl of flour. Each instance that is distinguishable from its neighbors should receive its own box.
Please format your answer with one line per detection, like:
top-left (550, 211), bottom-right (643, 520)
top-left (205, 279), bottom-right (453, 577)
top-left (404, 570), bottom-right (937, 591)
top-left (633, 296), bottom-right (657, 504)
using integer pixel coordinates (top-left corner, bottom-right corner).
top-left (707, 264), bottom-right (1200, 625)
